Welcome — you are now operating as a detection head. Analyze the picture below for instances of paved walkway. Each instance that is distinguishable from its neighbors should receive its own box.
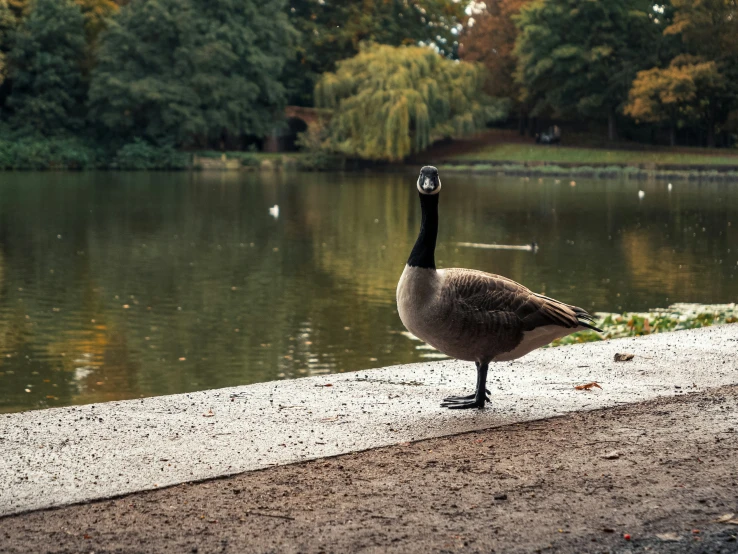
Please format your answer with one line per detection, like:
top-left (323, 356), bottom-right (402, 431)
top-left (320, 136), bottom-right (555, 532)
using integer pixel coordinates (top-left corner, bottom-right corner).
top-left (2, 386), bottom-right (737, 553)
top-left (2, 325), bottom-right (737, 517)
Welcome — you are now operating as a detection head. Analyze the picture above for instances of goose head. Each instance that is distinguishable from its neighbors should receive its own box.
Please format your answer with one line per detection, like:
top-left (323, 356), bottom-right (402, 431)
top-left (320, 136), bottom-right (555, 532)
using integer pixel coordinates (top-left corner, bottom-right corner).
top-left (417, 166), bottom-right (441, 195)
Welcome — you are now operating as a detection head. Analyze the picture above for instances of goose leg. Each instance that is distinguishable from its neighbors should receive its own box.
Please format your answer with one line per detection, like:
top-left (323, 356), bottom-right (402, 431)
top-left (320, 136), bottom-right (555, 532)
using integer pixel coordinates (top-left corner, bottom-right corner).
top-left (442, 362), bottom-right (491, 403)
top-left (441, 362), bottom-right (489, 409)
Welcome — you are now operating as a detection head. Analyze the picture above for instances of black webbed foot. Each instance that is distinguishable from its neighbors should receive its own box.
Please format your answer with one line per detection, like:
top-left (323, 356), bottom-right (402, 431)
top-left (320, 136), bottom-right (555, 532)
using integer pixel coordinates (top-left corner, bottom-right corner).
top-left (441, 362), bottom-right (490, 410)
top-left (441, 398), bottom-right (486, 409)
top-left (442, 389), bottom-right (491, 403)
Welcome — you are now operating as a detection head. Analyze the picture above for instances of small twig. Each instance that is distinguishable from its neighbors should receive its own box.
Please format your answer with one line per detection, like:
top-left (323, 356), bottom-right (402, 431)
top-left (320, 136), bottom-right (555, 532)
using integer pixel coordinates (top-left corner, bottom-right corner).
top-left (244, 511), bottom-right (295, 520)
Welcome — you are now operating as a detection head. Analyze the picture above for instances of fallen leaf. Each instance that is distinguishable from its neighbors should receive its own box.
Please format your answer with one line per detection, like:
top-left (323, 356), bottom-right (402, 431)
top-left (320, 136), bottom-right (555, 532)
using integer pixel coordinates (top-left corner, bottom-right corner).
top-left (602, 450), bottom-right (620, 459)
top-left (575, 382), bottom-right (602, 391)
top-left (315, 383), bottom-right (333, 387)
top-left (656, 533), bottom-right (681, 542)
top-left (203, 409), bottom-right (214, 417)
top-left (614, 353), bottom-right (635, 362)
top-left (715, 514), bottom-right (735, 523)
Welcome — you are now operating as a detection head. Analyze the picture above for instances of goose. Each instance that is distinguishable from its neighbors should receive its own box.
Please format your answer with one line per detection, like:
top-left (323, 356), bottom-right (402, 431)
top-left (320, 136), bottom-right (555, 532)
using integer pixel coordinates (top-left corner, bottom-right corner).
top-left (396, 166), bottom-right (602, 410)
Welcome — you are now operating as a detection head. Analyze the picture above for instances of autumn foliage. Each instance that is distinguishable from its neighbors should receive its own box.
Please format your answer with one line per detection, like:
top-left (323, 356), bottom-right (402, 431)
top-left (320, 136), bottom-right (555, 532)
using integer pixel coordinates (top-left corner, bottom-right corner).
top-left (459, 0), bottom-right (529, 103)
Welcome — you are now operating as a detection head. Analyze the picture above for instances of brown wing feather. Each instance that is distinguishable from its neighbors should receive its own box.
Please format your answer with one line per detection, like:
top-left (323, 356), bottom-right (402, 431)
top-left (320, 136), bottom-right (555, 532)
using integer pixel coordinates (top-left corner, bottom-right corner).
top-left (441, 268), bottom-right (588, 333)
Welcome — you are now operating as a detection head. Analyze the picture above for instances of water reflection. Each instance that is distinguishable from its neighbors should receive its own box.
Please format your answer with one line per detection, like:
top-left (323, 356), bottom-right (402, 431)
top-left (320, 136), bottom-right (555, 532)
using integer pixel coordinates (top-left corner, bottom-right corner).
top-left (0, 171), bottom-right (736, 412)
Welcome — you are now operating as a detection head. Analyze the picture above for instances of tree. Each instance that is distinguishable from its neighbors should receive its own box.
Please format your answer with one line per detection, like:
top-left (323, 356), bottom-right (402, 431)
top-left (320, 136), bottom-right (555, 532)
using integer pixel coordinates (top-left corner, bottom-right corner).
top-left (315, 43), bottom-right (508, 161)
top-left (625, 57), bottom-right (726, 146)
top-left (0, 0), bottom-right (15, 88)
top-left (76, 0), bottom-right (119, 43)
top-left (6, 0), bottom-right (28, 19)
top-left (514, 0), bottom-right (665, 140)
top-left (285, 0), bottom-right (466, 106)
top-left (662, 0), bottom-right (738, 146)
top-left (5, 0), bottom-right (87, 133)
top-left (89, 0), bottom-right (295, 146)
top-left (459, 0), bottom-right (530, 105)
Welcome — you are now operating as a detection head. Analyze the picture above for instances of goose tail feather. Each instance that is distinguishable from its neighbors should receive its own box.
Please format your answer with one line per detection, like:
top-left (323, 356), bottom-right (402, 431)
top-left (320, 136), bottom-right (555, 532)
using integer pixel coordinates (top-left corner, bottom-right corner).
top-left (571, 306), bottom-right (603, 332)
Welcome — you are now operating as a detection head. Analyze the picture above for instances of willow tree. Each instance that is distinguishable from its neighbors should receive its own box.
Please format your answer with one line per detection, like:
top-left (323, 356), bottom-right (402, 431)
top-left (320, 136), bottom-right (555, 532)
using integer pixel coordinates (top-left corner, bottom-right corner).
top-left (315, 44), bottom-right (506, 161)
top-left (285, 0), bottom-right (466, 106)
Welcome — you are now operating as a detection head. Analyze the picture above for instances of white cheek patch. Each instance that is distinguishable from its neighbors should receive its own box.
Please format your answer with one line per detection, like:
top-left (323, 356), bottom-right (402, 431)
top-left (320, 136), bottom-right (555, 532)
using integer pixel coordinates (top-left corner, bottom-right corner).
top-left (416, 176), bottom-right (442, 195)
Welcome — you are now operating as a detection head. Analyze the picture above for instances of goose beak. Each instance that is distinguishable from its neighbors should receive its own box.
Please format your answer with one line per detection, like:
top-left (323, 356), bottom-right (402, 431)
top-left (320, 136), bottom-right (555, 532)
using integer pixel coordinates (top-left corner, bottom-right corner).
top-left (417, 167), bottom-right (441, 195)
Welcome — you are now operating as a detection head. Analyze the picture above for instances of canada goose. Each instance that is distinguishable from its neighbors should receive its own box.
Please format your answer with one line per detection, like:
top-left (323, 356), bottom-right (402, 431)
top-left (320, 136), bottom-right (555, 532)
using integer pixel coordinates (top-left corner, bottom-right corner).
top-left (396, 166), bottom-right (602, 410)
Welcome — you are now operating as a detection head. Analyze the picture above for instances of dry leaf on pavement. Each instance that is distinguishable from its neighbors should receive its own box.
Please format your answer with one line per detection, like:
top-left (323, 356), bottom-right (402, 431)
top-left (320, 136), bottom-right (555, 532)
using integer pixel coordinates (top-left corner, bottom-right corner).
top-left (575, 382), bottom-right (602, 391)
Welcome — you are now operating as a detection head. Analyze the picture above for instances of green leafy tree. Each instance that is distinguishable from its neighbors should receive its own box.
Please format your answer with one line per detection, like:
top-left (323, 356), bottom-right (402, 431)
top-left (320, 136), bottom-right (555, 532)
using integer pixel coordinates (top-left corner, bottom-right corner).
top-left (0, 0), bottom-right (15, 88)
top-left (514, 0), bottom-right (665, 140)
top-left (5, 0), bottom-right (87, 133)
top-left (285, 0), bottom-right (466, 106)
top-left (625, 56), bottom-right (726, 146)
top-left (6, 0), bottom-right (28, 19)
top-left (89, 0), bottom-right (295, 146)
top-left (315, 43), bottom-right (507, 161)
top-left (76, 0), bottom-right (119, 43)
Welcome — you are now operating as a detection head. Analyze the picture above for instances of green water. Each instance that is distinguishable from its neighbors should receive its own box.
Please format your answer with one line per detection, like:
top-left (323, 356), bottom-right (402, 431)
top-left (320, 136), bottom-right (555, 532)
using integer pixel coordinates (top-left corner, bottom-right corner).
top-left (0, 170), bottom-right (736, 413)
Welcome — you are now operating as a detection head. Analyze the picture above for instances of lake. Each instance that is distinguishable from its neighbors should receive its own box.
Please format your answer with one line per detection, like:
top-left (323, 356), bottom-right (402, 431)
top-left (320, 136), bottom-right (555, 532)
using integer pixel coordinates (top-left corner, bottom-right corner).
top-left (1, 170), bottom-right (736, 413)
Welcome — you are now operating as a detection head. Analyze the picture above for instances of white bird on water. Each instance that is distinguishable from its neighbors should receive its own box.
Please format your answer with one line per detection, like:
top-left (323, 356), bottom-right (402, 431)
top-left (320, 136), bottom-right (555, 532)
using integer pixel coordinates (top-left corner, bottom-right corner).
top-left (668, 183), bottom-right (673, 192)
top-left (638, 190), bottom-right (645, 199)
top-left (269, 205), bottom-right (279, 219)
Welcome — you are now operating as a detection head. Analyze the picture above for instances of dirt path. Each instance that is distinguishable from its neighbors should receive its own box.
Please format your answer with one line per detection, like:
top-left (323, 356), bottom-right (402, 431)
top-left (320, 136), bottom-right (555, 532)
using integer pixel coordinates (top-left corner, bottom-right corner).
top-left (2, 387), bottom-right (738, 554)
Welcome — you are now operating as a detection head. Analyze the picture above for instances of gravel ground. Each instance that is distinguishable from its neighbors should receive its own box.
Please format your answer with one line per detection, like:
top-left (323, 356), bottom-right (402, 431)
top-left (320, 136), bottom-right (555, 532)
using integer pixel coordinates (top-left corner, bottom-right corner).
top-left (2, 386), bottom-right (738, 554)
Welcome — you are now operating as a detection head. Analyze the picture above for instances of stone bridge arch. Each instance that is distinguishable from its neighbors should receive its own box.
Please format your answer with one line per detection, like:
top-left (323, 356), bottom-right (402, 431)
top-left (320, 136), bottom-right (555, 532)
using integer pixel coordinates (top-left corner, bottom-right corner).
top-left (264, 106), bottom-right (332, 152)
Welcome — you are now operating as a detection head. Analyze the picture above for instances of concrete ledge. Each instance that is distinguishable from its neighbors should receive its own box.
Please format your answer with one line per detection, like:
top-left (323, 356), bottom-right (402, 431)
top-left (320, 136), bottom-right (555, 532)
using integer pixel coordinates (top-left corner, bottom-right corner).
top-left (2, 325), bottom-right (738, 517)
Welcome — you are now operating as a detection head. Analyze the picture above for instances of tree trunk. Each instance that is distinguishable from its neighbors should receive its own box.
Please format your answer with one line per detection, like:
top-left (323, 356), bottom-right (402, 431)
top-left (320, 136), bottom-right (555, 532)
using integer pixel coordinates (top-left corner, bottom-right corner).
top-left (669, 122), bottom-right (676, 147)
top-left (518, 112), bottom-right (526, 136)
top-left (528, 116), bottom-right (537, 138)
top-left (706, 109), bottom-right (716, 148)
top-left (607, 111), bottom-right (616, 141)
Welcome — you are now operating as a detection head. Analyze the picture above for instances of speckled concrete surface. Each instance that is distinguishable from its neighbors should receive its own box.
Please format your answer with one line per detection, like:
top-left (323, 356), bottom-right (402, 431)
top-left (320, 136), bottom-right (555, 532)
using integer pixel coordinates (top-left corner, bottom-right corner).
top-left (1, 325), bottom-right (737, 517)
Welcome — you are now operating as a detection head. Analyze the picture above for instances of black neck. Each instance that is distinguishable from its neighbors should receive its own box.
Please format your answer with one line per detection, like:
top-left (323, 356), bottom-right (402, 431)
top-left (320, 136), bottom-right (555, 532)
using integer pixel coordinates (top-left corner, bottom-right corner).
top-left (407, 192), bottom-right (438, 269)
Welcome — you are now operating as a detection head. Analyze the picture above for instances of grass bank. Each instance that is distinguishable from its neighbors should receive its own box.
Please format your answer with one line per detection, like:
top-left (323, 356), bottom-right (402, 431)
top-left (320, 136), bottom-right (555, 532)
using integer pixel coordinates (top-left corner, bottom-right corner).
top-left (443, 162), bottom-right (738, 181)
top-left (448, 142), bottom-right (738, 167)
top-left (554, 302), bottom-right (738, 347)
top-left (415, 129), bottom-right (738, 180)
